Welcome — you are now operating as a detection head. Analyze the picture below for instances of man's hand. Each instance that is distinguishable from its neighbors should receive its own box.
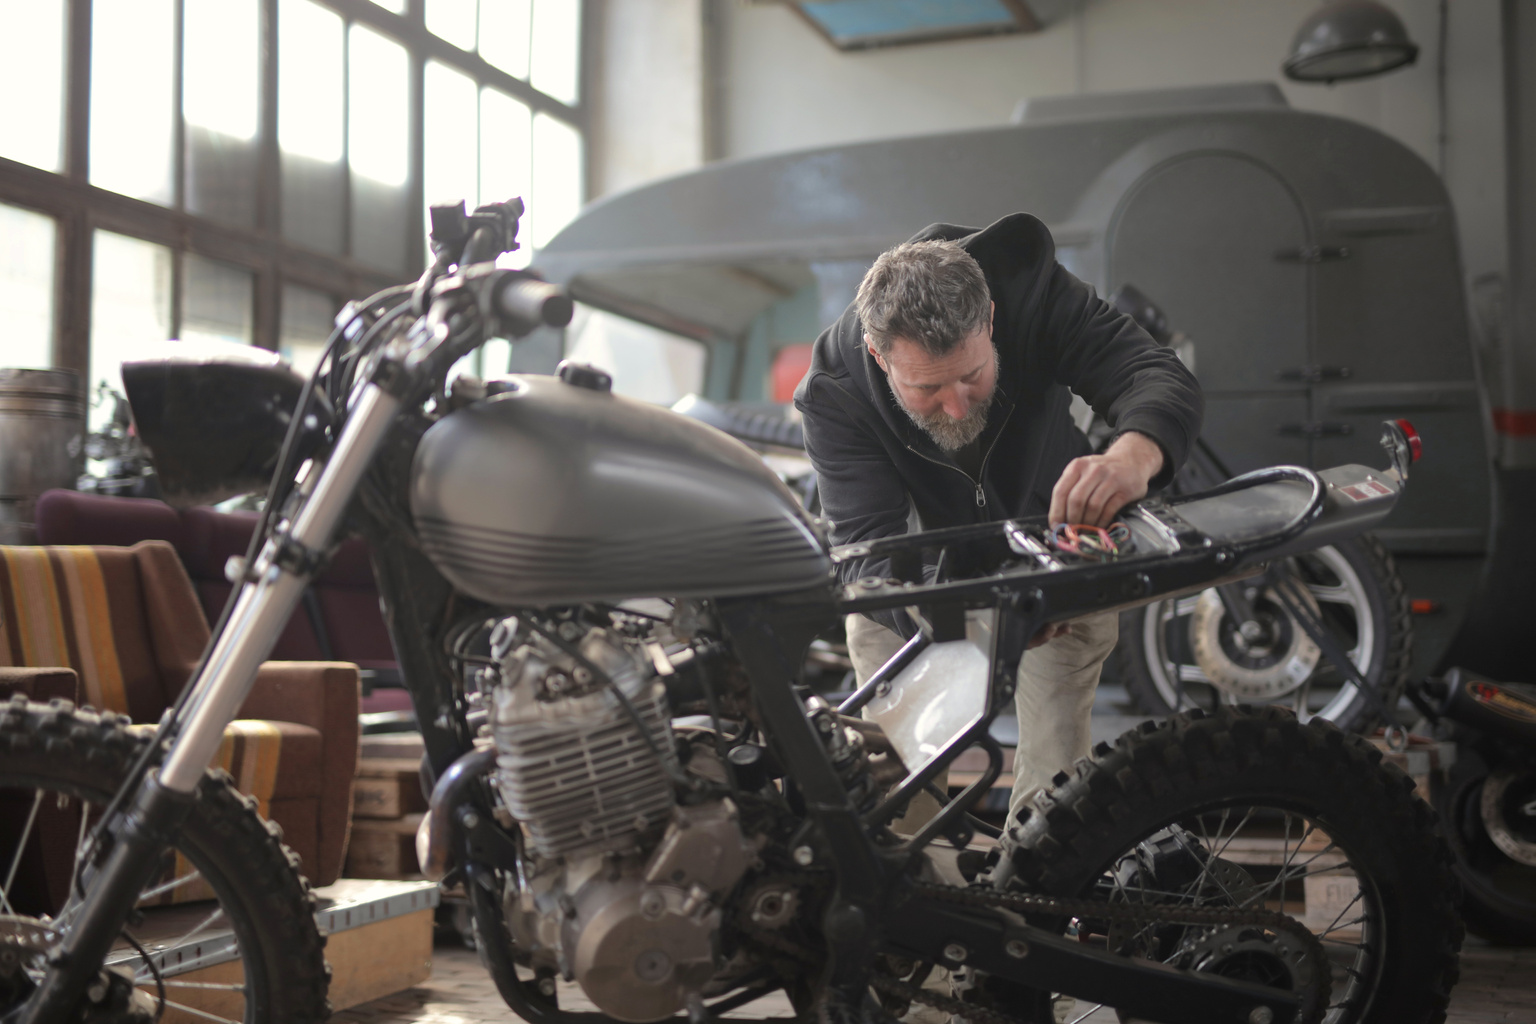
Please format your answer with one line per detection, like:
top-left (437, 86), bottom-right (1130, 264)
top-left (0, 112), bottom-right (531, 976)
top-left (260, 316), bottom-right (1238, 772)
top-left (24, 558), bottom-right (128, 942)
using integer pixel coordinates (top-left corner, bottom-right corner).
top-left (1048, 431), bottom-right (1165, 527)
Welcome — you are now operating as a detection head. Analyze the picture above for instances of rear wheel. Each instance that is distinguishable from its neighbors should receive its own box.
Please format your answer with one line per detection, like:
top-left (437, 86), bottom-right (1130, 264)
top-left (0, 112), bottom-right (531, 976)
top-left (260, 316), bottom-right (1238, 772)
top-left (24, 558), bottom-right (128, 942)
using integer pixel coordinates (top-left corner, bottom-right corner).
top-left (0, 697), bottom-right (329, 1023)
top-left (1120, 536), bottom-right (1411, 732)
top-left (995, 706), bottom-right (1461, 1024)
top-left (1433, 748), bottom-right (1536, 945)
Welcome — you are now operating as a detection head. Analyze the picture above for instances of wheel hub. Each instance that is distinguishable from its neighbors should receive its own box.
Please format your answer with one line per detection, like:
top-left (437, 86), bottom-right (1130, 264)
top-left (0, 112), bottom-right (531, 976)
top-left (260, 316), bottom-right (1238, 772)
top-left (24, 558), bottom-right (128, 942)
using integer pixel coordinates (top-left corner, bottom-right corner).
top-left (1481, 769), bottom-right (1536, 868)
top-left (0, 916), bottom-right (54, 1010)
top-left (1184, 924), bottom-right (1325, 1022)
top-left (1189, 587), bottom-right (1321, 701)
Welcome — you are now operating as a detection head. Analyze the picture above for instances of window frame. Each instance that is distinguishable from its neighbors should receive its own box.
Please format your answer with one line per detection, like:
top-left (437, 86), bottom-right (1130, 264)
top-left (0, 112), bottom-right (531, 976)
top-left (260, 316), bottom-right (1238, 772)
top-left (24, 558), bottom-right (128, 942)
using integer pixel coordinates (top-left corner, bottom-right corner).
top-left (0, 0), bottom-right (589, 385)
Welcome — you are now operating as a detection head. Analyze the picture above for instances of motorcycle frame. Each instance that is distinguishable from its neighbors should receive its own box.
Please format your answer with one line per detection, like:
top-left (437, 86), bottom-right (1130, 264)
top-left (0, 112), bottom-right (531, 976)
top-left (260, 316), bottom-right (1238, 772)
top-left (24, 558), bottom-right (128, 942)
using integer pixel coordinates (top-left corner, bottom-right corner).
top-left (12, 272), bottom-right (1411, 1024)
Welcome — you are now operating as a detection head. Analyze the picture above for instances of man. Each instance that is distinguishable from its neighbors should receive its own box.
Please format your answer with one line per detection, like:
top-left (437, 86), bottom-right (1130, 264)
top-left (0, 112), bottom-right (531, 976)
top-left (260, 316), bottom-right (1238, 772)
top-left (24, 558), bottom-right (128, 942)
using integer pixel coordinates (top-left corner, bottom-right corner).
top-left (794, 213), bottom-right (1202, 823)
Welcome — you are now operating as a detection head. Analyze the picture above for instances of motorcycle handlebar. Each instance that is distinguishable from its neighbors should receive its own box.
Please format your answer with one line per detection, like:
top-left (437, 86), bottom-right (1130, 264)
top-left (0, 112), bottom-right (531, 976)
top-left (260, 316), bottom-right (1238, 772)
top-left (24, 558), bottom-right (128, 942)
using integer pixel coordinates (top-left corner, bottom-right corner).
top-left (497, 278), bottom-right (574, 329)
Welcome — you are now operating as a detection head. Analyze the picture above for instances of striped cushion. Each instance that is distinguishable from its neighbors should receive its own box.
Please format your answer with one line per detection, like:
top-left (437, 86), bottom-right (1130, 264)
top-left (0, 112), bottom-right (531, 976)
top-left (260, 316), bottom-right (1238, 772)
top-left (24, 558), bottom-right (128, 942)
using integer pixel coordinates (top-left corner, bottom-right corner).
top-left (0, 546), bottom-right (131, 713)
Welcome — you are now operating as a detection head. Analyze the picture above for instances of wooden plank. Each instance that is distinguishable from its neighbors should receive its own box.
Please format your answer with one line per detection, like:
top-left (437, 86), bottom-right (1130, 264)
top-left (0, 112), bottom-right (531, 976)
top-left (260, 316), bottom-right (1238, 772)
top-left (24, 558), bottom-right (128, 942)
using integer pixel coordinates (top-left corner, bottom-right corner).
top-left (325, 907), bottom-right (435, 1011)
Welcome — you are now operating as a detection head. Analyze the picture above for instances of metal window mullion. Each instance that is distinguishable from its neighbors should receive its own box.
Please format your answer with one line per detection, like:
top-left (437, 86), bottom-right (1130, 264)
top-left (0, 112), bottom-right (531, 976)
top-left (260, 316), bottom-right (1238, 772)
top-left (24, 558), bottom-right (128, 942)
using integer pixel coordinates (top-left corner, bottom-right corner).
top-left (341, 12), bottom-right (353, 263)
top-left (407, 30), bottom-right (426, 274)
top-left (173, 0), bottom-right (186, 214)
top-left (254, 0), bottom-right (281, 351)
top-left (59, 0), bottom-right (94, 376)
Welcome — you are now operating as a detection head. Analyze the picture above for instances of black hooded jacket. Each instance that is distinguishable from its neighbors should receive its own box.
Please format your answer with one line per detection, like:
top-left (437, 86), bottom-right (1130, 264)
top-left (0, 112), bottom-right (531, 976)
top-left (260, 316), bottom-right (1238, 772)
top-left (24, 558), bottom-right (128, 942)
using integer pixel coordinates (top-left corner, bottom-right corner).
top-left (793, 214), bottom-right (1203, 633)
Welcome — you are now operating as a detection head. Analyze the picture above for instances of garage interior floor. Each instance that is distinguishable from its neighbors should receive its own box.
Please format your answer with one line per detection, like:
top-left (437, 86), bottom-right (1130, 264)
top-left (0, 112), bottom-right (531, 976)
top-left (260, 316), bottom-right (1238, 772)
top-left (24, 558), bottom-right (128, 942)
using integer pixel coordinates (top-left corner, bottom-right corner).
top-left (334, 683), bottom-right (1536, 1023)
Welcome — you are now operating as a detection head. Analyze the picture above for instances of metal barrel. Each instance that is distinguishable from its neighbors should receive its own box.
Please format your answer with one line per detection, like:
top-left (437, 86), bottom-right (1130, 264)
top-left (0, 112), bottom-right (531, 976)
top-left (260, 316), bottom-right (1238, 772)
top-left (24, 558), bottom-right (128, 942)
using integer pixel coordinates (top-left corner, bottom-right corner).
top-left (0, 368), bottom-right (83, 544)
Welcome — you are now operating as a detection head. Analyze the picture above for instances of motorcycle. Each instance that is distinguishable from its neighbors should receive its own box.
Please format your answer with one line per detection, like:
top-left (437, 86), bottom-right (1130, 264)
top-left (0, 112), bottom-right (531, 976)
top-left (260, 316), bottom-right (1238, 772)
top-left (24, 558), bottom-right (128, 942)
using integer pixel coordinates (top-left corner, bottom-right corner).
top-left (0, 199), bottom-right (1461, 1024)
top-left (1411, 669), bottom-right (1536, 944)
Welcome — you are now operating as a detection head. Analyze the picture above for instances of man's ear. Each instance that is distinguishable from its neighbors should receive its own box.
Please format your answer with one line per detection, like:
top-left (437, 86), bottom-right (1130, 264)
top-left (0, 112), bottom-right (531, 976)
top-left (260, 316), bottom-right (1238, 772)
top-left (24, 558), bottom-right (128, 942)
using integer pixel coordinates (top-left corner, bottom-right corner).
top-left (864, 334), bottom-right (886, 372)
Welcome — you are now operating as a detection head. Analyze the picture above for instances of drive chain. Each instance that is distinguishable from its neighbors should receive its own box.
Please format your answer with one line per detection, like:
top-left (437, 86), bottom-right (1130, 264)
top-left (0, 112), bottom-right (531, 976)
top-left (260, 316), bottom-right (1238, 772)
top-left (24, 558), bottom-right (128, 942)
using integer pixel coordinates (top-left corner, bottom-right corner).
top-left (736, 877), bottom-right (1328, 1024)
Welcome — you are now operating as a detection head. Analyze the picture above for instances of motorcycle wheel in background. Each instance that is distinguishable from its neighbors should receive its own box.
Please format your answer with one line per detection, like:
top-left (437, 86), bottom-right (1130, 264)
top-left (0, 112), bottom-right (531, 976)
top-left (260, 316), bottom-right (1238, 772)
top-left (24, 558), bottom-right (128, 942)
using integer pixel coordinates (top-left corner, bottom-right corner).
top-left (0, 700), bottom-right (329, 1024)
top-left (996, 706), bottom-right (1462, 1024)
top-left (1118, 534), bottom-right (1411, 733)
top-left (1433, 747), bottom-right (1536, 945)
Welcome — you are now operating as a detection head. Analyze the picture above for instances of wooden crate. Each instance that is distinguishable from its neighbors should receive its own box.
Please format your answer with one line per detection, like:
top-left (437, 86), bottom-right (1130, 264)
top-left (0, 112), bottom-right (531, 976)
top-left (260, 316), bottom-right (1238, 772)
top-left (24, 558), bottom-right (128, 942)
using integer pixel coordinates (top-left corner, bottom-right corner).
top-left (353, 757), bottom-right (428, 819)
top-left (345, 813), bottom-right (426, 879)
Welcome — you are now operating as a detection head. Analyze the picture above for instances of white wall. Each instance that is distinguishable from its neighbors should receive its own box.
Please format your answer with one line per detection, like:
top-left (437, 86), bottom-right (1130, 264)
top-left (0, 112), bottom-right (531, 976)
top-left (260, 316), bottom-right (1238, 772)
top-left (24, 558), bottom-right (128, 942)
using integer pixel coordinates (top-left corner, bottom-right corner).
top-left (587, 0), bottom-right (707, 199)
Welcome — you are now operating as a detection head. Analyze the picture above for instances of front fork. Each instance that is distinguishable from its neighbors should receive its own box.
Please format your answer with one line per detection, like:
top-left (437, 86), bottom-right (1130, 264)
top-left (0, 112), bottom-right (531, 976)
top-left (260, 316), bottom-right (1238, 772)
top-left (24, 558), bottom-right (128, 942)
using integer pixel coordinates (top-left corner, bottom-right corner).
top-left (13, 383), bottom-right (401, 1024)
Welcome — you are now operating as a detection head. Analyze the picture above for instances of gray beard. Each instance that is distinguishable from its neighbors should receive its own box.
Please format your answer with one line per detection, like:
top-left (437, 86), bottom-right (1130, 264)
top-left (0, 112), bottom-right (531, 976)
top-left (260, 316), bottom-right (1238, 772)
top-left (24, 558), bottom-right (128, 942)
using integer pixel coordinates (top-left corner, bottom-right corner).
top-left (894, 386), bottom-right (993, 451)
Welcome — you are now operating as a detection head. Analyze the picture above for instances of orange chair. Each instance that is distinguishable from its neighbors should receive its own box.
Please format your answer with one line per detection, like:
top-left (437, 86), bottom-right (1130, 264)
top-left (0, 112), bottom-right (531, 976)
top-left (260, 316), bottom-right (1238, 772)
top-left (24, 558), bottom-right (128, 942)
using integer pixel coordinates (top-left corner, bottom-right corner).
top-left (0, 541), bottom-right (359, 896)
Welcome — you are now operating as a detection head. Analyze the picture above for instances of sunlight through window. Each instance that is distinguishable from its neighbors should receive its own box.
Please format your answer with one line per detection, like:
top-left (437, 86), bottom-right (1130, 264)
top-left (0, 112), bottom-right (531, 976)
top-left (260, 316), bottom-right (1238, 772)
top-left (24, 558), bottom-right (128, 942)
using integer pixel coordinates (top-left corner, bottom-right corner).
top-left (184, 0), bottom-right (259, 140)
top-left (348, 25), bottom-right (409, 187)
top-left (0, 0), bottom-right (65, 173)
top-left (90, 0), bottom-right (176, 204)
top-left (0, 204), bottom-right (58, 369)
top-left (280, 0), bottom-right (344, 163)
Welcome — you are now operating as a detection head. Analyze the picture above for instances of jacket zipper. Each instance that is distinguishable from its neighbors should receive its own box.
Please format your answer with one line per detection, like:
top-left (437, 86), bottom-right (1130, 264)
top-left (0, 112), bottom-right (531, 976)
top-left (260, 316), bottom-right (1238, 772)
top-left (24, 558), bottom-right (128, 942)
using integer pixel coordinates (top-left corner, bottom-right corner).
top-left (905, 401), bottom-right (1016, 510)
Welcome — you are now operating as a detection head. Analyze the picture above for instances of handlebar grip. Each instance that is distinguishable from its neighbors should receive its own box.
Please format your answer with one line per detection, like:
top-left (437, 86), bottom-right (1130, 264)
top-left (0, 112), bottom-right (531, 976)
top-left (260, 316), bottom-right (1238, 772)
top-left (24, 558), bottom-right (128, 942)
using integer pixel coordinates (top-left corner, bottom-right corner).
top-left (497, 278), bottom-right (574, 329)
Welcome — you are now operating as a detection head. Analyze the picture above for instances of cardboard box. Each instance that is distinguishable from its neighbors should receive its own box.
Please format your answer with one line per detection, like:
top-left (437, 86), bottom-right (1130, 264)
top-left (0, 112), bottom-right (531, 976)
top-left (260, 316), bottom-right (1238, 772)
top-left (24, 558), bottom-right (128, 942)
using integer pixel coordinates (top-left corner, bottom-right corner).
top-left (345, 813), bottom-right (426, 879)
top-left (352, 758), bottom-right (428, 819)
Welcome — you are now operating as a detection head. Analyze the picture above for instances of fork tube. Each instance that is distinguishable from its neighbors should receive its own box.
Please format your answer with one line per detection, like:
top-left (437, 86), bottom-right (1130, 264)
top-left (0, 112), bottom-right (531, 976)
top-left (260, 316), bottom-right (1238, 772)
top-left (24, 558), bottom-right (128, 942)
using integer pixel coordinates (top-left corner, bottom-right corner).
top-left (159, 383), bottom-right (401, 792)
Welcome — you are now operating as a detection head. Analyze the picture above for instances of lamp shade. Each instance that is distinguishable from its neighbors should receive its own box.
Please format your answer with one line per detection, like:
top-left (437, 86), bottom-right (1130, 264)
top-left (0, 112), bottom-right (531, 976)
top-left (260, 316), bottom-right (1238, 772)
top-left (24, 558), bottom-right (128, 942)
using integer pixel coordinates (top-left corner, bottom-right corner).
top-left (1283, 1), bottom-right (1419, 83)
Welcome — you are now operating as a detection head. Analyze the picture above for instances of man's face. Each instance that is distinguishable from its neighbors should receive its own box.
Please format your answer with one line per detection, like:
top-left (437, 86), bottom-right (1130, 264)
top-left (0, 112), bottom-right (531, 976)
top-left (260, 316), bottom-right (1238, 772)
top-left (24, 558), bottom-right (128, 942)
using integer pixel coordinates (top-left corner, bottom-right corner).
top-left (868, 310), bottom-right (998, 451)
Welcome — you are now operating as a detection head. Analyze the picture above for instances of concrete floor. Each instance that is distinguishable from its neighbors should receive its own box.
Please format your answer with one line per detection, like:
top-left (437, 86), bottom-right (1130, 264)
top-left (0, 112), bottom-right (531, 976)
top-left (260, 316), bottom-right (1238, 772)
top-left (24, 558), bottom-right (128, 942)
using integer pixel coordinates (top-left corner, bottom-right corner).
top-left (331, 937), bottom-right (1536, 1024)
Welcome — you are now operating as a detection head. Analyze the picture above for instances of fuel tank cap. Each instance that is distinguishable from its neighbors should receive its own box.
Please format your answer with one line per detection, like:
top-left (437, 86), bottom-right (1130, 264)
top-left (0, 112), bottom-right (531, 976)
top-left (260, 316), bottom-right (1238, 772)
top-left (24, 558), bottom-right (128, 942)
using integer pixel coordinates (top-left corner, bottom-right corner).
top-left (556, 360), bottom-right (613, 393)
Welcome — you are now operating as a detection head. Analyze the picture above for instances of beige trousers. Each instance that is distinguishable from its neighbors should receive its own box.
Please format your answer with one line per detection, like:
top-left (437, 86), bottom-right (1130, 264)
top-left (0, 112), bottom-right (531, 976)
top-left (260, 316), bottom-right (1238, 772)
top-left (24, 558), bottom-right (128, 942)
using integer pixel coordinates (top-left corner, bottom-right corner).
top-left (846, 611), bottom-right (1118, 825)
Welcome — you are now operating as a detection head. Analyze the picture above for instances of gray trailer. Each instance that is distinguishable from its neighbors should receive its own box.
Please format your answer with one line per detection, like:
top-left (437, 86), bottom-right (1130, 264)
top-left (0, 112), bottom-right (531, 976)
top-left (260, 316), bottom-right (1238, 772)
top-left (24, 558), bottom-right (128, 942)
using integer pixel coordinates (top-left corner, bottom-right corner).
top-left (537, 82), bottom-right (1492, 682)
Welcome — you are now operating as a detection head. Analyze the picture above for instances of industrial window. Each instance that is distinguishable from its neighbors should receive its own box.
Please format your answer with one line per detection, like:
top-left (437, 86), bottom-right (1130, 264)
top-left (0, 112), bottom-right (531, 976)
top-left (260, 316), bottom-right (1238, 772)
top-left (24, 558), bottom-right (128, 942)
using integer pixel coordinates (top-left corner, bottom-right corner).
top-left (0, 0), bottom-right (588, 398)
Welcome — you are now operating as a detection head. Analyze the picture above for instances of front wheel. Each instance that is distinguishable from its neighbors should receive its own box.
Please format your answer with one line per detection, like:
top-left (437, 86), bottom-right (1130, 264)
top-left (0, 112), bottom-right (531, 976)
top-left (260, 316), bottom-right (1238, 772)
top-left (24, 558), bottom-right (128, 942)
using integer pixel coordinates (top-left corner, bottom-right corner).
top-left (997, 706), bottom-right (1461, 1024)
top-left (1119, 536), bottom-right (1411, 732)
top-left (0, 698), bottom-right (329, 1023)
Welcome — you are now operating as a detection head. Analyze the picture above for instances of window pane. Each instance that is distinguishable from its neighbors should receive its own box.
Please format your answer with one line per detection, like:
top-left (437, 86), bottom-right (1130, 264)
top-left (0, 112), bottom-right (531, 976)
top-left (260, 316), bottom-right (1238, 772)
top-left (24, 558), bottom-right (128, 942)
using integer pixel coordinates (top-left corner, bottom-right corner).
top-left (350, 24), bottom-right (411, 273)
top-left (425, 60), bottom-right (479, 224)
top-left (349, 25), bottom-right (410, 187)
top-left (184, 0), bottom-right (258, 140)
top-left (185, 0), bottom-right (260, 226)
top-left (480, 88), bottom-right (530, 211)
top-left (91, 0), bottom-right (176, 204)
top-left (0, 204), bottom-right (57, 368)
top-left (280, 284), bottom-right (338, 378)
top-left (90, 231), bottom-right (173, 429)
top-left (280, 0), bottom-right (345, 254)
top-left (427, 0), bottom-right (478, 51)
top-left (529, 113), bottom-right (582, 250)
top-left (0, 0), bottom-right (65, 172)
top-left (479, 0), bottom-right (531, 80)
top-left (565, 308), bottom-right (705, 406)
top-left (529, 0), bottom-right (580, 105)
top-left (182, 255), bottom-right (254, 347)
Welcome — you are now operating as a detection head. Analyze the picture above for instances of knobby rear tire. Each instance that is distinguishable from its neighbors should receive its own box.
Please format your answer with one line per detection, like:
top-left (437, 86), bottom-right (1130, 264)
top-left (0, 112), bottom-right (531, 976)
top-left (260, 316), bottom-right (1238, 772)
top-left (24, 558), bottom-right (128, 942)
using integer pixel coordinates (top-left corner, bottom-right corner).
top-left (999, 706), bottom-right (1461, 1024)
top-left (0, 697), bottom-right (329, 1024)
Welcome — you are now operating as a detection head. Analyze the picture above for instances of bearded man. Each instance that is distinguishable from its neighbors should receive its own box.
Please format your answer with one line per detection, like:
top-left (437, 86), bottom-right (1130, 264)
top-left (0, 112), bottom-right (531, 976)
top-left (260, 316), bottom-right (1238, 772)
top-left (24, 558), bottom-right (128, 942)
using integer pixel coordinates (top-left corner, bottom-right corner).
top-left (794, 214), bottom-right (1203, 822)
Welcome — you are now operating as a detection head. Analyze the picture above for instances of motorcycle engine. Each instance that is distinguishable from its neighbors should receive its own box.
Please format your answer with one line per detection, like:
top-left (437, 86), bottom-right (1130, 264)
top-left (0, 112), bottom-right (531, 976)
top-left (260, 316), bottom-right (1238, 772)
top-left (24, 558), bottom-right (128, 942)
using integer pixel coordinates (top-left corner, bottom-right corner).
top-left (484, 616), bottom-right (761, 1023)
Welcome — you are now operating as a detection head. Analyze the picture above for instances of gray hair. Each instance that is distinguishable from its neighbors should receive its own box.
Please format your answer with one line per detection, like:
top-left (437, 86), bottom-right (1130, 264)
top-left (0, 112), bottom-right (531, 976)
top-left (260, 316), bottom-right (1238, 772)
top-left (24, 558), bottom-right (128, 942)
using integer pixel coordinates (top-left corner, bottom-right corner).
top-left (855, 240), bottom-right (991, 357)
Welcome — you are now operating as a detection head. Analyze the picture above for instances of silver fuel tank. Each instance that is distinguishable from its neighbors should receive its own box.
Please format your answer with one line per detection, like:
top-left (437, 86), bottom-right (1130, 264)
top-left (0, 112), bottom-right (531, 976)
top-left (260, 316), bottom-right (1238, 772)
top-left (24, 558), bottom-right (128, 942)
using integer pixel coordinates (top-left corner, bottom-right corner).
top-left (410, 373), bottom-right (831, 606)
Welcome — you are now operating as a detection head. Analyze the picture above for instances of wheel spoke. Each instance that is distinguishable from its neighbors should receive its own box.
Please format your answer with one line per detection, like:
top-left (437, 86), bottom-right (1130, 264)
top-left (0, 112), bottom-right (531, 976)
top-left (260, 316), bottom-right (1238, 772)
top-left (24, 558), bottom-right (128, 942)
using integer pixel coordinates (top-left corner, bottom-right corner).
top-left (137, 868), bottom-right (209, 904)
top-left (152, 996), bottom-right (246, 1024)
top-left (1, 788), bottom-right (44, 914)
top-left (1306, 583), bottom-right (1353, 605)
top-left (1177, 664), bottom-right (1209, 684)
top-left (1173, 596), bottom-right (1202, 618)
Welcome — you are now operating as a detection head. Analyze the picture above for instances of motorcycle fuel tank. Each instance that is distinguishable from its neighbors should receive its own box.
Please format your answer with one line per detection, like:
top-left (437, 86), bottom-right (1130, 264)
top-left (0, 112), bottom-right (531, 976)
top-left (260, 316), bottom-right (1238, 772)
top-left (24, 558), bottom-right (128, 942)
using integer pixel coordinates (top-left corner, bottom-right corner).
top-left (410, 373), bottom-right (831, 606)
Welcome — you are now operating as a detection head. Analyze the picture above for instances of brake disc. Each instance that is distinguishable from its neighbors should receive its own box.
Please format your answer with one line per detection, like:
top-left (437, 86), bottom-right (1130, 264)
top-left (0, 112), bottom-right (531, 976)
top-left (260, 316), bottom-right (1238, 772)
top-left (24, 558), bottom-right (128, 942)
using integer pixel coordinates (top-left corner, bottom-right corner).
top-left (1481, 769), bottom-right (1536, 868)
top-left (1189, 586), bottom-right (1321, 701)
